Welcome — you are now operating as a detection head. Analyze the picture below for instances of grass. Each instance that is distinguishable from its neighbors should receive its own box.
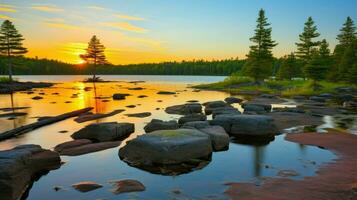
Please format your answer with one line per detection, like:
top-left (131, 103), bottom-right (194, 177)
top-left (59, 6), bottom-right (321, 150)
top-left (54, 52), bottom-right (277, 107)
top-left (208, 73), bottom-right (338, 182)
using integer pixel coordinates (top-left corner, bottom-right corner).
top-left (194, 75), bottom-right (356, 97)
top-left (0, 76), bottom-right (17, 83)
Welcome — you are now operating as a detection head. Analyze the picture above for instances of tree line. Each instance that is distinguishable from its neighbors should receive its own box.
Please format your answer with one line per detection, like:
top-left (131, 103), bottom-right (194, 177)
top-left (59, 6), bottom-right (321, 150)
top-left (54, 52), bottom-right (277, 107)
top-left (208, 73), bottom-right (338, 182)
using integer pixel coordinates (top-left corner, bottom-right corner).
top-left (0, 10), bottom-right (356, 84)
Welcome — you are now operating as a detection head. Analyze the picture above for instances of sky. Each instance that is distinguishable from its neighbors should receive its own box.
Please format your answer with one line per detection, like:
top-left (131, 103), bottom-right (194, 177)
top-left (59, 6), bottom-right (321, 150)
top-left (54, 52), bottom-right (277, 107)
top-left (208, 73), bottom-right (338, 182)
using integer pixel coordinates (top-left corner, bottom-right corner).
top-left (0, 0), bottom-right (356, 65)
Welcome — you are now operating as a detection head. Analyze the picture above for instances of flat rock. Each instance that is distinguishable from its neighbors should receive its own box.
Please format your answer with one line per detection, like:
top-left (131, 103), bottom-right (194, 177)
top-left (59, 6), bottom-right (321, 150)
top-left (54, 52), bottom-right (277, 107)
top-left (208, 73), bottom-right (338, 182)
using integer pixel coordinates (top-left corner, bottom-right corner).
top-left (225, 97), bottom-right (243, 104)
top-left (72, 181), bottom-right (103, 192)
top-left (56, 141), bottom-right (121, 156)
top-left (0, 112), bottom-right (27, 118)
top-left (165, 103), bottom-right (202, 115)
top-left (144, 119), bottom-right (179, 133)
top-left (74, 109), bottom-right (124, 123)
top-left (113, 93), bottom-right (130, 100)
top-left (267, 111), bottom-right (323, 131)
top-left (0, 145), bottom-right (61, 200)
top-left (110, 179), bottom-right (145, 194)
top-left (178, 113), bottom-right (207, 124)
top-left (157, 91), bottom-right (176, 95)
top-left (71, 122), bottom-right (134, 142)
top-left (125, 112), bottom-right (151, 118)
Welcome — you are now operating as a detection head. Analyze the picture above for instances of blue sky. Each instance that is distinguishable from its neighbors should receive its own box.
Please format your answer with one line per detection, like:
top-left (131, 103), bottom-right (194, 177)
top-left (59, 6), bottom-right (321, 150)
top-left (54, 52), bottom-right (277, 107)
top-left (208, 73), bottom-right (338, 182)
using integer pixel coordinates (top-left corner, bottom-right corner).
top-left (0, 0), bottom-right (356, 64)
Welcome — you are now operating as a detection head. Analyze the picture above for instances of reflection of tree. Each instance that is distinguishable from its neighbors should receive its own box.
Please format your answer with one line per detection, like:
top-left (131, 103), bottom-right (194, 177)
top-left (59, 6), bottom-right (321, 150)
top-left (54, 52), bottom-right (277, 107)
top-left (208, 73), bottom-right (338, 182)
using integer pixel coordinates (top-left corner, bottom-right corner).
top-left (253, 146), bottom-right (265, 177)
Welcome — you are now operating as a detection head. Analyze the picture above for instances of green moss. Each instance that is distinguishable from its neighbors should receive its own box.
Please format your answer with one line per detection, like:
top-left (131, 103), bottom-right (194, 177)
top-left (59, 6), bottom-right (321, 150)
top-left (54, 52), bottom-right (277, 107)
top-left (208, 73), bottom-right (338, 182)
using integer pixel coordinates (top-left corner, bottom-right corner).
top-left (155, 130), bottom-right (185, 138)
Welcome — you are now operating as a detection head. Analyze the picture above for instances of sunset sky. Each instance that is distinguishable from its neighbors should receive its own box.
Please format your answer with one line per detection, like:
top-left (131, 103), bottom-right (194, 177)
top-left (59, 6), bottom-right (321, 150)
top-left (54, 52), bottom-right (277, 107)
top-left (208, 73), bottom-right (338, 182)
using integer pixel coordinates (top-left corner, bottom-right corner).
top-left (0, 0), bottom-right (356, 64)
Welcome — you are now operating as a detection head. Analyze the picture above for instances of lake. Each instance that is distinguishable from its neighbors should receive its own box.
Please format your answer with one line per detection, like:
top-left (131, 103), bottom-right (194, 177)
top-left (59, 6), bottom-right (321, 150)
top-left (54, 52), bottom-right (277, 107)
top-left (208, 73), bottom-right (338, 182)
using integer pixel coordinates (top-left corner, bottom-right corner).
top-left (0, 75), bottom-right (336, 200)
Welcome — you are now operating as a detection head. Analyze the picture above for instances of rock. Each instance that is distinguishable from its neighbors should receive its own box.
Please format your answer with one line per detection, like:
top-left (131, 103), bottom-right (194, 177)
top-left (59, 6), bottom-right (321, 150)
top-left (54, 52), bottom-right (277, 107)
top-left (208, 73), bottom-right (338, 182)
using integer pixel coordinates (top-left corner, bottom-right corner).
top-left (181, 121), bottom-right (211, 129)
top-left (225, 97), bottom-right (243, 104)
top-left (259, 94), bottom-right (276, 98)
top-left (157, 91), bottom-right (176, 95)
top-left (110, 179), bottom-right (145, 194)
top-left (125, 112), bottom-right (151, 118)
top-left (71, 122), bottom-right (134, 142)
top-left (277, 169), bottom-right (300, 177)
top-left (211, 107), bottom-right (241, 118)
top-left (199, 126), bottom-right (229, 151)
top-left (210, 114), bottom-right (278, 137)
top-left (72, 181), bottom-right (103, 192)
top-left (0, 112), bottom-right (27, 118)
top-left (203, 101), bottom-right (227, 109)
top-left (144, 119), bottom-right (179, 133)
top-left (242, 103), bottom-right (271, 112)
top-left (292, 96), bottom-right (306, 101)
top-left (128, 87), bottom-right (144, 90)
top-left (113, 93), bottom-right (130, 100)
top-left (119, 129), bottom-right (212, 166)
top-left (126, 105), bottom-right (136, 108)
top-left (243, 104), bottom-right (267, 114)
top-left (165, 103), bottom-right (202, 115)
top-left (336, 94), bottom-right (354, 102)
top-left (32, 96), bottom-right (43, 100)
top-left (267, 112), bottom-right (323, 131)
top-left (187, 100), bottom-right (199, 103)
top-left (178, 113), bottom-right (207, 124)
top-left (137, 95), bottom-right (147, 98)
top-left (318, 93), bottom-right (334, 99)
top-left (74, 109), bottom-right (124, 123)
top-left (58, 130), bottom-right (68, 133)
top-left (55, 140), bottom-right (121, 156)
top-left (309, 96), bottom-right (327, 102)
top-left (192, 89), bottom-right (201, 92)
top-left (0, 145), bottom-right (61, 200)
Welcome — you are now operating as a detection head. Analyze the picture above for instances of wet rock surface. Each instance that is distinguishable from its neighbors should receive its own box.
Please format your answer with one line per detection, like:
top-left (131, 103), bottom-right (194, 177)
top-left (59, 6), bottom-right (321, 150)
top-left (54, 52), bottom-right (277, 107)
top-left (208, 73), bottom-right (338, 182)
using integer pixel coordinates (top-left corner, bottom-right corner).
top-left (72, 181), bottom-right (103, 192)
top-left (267, 111), bottom-right (323, 131)
top-left (54, 139), bottom-right (121, 156)
top-left (0, 145), bottom-right (61, 200)
top-left (112, 93), bottom-right (130, 100)
top-left (110, 179), bottom-right (145, 194)
top-left (125, 112), bottom-right (152, 118)
top-left (0, 82), bottom-right (53, 94)
top-left (224, 97), bottom-right (243, 104)
top-left (119, 129), bottom-right (212, 175)
top-left (165, 103), bottom-right (202, 115)
top-left (144, 119), bottom-right (179, 133)
top-left (178, 113), bottom-right (207, 124)
top-left (71, 122), bottom-right (134, 142)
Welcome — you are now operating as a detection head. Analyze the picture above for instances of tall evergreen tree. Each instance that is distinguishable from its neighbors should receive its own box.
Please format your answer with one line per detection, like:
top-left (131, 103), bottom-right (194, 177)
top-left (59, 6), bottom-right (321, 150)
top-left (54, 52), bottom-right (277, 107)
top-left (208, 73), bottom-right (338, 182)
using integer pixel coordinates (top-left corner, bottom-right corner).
top-left (276, 53), bottom-right (298, 80)
top-left (243, 9), bottom-right (277, 82)
top-left (295, 17), bottom-right (320, 62)
top-left (80, 35), bottom-right (107, 81)
top-left (336, 17), bottom-right (356, 46)
top-left (338, 38), bottom-right (357, 82)
top-left (0, 20), bottom-right (27, 82)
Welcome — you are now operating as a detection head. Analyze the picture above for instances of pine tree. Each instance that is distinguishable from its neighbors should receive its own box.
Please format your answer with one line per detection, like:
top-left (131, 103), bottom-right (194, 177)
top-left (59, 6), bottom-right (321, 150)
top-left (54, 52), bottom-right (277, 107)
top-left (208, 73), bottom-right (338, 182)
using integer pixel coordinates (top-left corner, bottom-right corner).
top-left (295, 17), bottom-right (320, 62)
top-left (336, 17), bottom-right (356, 46)
top-left (80, 35), bottom-right (107, 81)
top-left (243, 9), bottom-right (277, 82)
top-left (338, 38), bottom-right (357, 82)
top-left (0, 20), bottom-right (28, 82)
top-left (332, 17), bottom-right (356, 81)
top-left (304, 47), bottom-right (330, 87)
top-left (276, 53), bottom-right (298, 80)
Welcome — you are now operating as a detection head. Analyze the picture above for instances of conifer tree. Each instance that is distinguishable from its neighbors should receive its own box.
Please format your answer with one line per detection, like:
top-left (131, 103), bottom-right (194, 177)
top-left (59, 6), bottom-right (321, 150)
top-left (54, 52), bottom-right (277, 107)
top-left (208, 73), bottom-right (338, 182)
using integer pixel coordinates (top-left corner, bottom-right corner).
top-left (80, 35), bottom-right (107, 81)
top-left (295, 17), bottom-right (320, 62)
top-left (276, 53), bottom-right (298, 80)
top-left (337, 17), bottom-right (356, 46)
top-left (243, 9), bottom-right (277, 82)
top-left (338, 38), bottom-right (357, 82)
top-left (0, 20), bottom-right (28, 82)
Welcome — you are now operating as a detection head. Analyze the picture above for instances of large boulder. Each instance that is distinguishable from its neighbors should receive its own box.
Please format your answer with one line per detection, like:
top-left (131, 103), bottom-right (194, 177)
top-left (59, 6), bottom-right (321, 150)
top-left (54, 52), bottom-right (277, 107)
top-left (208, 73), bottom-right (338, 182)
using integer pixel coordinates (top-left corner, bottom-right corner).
top-left (165, 103), bottom-right (202, 115)
top-left (210, 114), bottom-right (278, 137)
top-left (178, 113), bottom-right (207, 124)
top-left (243, 104), bottom-right (267, 114)
top-left (119, 129), bottom-right (212, 166)
top-left (198, 126), bottom-right (229, 151)
top-left (112, 93), bottom-right (130, 100)
top-left (144, 119), bottom-right (179, 133)
top-left (71, 122), bottom-right (134, 142)
top-left (211, 106), bottom-right (241, 118)
top-left (181, 121), bottom-right (211, 129)
top-left (0, 145), bottom-right (61, 200)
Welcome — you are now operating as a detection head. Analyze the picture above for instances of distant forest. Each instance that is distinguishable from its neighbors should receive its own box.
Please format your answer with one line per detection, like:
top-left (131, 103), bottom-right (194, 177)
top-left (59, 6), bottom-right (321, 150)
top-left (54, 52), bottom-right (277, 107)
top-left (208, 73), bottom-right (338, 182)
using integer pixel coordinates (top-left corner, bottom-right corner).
top-left (0, 56), bottom-right (248, 76)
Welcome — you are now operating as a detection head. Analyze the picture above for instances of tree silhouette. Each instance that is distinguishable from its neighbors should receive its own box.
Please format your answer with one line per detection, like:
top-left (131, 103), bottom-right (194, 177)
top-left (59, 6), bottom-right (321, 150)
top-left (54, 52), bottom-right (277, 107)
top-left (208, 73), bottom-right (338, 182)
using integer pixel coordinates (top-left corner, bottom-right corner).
top-left (0, 20), bottom-right (28, 82)
top-left (243, 9), bottom-right (277, 82)
top-left (80, 35), bottom-right (107, 81)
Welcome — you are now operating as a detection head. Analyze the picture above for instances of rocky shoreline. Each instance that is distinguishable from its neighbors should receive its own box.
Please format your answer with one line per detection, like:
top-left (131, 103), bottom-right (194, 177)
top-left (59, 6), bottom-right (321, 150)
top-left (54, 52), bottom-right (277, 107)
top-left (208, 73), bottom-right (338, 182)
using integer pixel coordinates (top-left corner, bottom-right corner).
top-left (0, 81), bottom-right (54, 94)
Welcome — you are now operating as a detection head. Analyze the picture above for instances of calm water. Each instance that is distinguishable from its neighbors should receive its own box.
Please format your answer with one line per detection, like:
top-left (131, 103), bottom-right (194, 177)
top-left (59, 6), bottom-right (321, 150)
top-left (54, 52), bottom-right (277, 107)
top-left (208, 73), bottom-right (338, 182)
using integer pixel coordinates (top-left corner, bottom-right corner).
top-left (0, 75), bottom-right (335, 200)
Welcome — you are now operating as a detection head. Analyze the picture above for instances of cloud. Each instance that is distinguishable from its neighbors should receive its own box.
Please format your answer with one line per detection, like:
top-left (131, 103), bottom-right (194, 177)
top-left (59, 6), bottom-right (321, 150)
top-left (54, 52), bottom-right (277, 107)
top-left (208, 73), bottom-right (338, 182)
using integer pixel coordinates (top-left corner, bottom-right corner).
top-left (87, 6), bottom-right (106, 11)
top-left (31, 5), bottom-right (63, 12)
top-left (0, 5), bottom-right (17, 12)
top-left (43, 19), bottom-right (79, 30)
top-left (0, 14), bottom-right (14, 20)
top-left (114, 14), bottom-right (145, 21)
top-left (126, 37), bottom-right (164, 51)
top-left (101, 22), bottom-right (147, 33)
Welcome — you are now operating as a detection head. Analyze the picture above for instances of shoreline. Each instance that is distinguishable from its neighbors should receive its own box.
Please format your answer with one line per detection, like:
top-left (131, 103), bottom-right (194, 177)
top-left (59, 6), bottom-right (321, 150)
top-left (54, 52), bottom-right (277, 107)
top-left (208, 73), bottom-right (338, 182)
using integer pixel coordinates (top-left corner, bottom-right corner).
top-left (224, 130), bottom-right (357, 200)
top-left (0, 81), bottom-right (54, 94)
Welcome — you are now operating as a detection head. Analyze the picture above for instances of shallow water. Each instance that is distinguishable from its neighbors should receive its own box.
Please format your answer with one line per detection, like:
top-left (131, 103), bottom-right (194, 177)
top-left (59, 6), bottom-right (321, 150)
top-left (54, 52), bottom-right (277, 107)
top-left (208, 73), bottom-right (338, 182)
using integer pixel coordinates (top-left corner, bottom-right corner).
top-left (0, 75), bottom-right (336, 200)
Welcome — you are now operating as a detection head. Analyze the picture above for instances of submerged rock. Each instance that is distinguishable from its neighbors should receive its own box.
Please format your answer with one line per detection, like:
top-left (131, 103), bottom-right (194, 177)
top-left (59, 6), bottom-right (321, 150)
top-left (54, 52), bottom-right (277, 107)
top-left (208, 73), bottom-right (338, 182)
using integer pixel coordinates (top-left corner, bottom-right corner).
top-left (0, 145), bottom-right (61, 200)
top-left (32, 96), bottom-right (43, 100)
top-left (125, 112), bottom-right (151, 118)
top-left (277, 169), bottom-right (300, 177)
top-left (71, 122), bottom-right (134, 142)
top-left (110, 179), bottom-right (145, 194)
top-left (72, 181), bottom-right (103, 192)
top-left (144, 119), bottom-right (179, 133)
top-left (165, 103), bottom-right (202, 115)
top-left (157, 91), bottom-right (176, 95)
top-left (210, 114), bottom-right (278, 137)
top-left (112, 93), bottom-right (130, 100)
top-left (119, 129), bottom-right (212, 175)
top-left (267, 111), bottom-right (323, 131)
